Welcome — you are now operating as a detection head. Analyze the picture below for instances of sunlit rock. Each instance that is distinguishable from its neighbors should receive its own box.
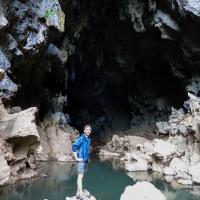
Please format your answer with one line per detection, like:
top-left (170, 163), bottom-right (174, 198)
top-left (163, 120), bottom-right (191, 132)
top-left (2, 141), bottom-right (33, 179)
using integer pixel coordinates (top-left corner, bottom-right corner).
top-left (66, 190), bottom-right (96, 200)
top-left (120, 181), bottom-right (166, 200)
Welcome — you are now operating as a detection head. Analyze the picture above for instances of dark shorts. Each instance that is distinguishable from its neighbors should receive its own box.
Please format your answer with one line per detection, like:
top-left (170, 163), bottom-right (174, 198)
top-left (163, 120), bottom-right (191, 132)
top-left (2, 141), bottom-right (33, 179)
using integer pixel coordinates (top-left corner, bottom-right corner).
top-left (77, 162), bottom-right (88, 174)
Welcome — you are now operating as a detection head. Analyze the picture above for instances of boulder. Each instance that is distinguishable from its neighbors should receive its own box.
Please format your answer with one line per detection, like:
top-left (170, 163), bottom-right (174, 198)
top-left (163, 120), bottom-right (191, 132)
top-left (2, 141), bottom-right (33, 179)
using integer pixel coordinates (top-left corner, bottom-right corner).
top-left (120, 181), bottom-right (166, 200)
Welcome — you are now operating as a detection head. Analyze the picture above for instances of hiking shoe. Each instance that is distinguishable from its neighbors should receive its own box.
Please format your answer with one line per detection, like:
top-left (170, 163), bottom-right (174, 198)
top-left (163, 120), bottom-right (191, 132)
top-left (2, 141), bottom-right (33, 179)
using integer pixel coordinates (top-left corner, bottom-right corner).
top-left (83, 189), bottom-right (90, 198)
top-left (79, 193), bottom-right (91, 199)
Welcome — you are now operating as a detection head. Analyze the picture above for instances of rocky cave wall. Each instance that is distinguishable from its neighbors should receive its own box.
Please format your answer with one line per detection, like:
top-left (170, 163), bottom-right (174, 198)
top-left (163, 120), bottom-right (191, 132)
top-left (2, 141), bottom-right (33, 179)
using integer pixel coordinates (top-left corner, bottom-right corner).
top-left (66, 0), bottom-right (200, 137)
top-left (1, 0), bottom-right (200, 185)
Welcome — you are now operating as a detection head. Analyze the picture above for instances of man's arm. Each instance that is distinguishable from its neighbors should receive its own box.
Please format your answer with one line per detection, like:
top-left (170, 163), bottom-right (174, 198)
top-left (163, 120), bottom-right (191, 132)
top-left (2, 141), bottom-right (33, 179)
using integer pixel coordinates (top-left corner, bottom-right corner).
top-left (72, 137), bottom-right (83, 161)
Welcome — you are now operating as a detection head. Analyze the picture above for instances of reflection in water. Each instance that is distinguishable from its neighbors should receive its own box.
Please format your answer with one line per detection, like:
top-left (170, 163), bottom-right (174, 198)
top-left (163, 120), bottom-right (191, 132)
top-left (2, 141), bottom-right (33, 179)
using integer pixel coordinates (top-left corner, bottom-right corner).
top-left (0, 158), bottom-right (200, 200)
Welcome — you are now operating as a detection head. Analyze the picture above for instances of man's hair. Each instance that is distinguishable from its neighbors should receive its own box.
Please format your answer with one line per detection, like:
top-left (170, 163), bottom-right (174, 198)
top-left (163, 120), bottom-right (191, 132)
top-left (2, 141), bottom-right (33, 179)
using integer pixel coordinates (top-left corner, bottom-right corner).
top-left (83, 124), bottom-right (92, 131)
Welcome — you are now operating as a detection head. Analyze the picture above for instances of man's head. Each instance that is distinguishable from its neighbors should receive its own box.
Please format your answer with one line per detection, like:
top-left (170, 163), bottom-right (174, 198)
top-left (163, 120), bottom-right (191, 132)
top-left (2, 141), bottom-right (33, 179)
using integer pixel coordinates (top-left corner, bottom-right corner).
top-left (83, 124), bottom-right (92, 136)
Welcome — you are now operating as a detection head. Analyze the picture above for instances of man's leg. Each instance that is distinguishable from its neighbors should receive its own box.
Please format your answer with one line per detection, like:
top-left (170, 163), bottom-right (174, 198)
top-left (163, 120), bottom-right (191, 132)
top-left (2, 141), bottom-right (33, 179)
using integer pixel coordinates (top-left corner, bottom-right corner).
top-left (77, 173), bottom-right (84, 196)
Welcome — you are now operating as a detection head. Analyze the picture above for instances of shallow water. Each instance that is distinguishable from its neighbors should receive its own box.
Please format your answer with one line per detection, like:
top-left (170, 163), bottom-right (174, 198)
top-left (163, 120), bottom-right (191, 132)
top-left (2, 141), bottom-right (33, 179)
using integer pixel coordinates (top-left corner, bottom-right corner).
top-left (0, 157), bottom-right (200, 200)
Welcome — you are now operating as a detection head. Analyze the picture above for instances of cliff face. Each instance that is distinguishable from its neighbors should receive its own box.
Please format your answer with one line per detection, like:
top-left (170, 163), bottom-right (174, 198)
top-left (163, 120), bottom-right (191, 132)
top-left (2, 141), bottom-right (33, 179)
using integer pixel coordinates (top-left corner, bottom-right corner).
top-left (1, 0), bottom-right (200, 185)
top-left (0, 0), bottom-right (78, 185)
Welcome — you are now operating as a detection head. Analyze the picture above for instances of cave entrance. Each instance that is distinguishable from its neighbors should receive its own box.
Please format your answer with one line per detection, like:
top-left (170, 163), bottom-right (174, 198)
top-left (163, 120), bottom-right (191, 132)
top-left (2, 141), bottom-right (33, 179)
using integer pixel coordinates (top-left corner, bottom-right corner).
top-left (64, 15), bottom-right (187, 140)
top-left (65, 42), bottom-right (187, 142)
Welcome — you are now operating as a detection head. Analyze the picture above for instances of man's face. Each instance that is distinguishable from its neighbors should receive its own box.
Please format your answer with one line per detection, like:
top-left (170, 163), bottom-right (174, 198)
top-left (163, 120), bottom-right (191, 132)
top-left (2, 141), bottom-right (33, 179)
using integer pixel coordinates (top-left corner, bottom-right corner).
top-left (84, 126), bottom-right (92, 136)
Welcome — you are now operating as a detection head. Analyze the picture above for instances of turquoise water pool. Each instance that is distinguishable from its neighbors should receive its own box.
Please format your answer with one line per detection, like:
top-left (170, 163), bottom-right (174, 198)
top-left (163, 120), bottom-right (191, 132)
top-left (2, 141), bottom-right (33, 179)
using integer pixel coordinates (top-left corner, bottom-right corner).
top-left (0, 157), bottom-right (200, 200)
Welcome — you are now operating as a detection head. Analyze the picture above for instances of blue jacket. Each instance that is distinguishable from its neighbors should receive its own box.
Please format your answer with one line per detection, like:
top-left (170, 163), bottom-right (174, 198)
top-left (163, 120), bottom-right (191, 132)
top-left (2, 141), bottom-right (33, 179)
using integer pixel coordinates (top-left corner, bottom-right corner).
top-left (72, 133), bottom-right (91, 162)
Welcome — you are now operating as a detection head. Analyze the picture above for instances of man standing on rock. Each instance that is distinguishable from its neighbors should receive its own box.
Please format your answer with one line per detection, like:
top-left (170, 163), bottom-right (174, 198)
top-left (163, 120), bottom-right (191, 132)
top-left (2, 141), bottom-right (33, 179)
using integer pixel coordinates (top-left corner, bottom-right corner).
top-left (72, 124), bottom-right (92, 199)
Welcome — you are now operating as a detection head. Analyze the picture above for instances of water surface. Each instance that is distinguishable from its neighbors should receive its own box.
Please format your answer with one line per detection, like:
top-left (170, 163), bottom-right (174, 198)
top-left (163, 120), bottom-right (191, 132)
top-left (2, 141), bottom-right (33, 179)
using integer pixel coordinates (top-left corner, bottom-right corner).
top-left (0, 157), bottom-right (200, 200)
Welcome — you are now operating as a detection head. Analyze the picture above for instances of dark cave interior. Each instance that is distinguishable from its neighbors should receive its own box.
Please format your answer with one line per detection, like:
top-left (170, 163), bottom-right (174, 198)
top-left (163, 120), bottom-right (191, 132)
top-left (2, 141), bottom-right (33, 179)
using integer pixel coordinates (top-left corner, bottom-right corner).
top-left (8, 0), bottom-right (193, 137)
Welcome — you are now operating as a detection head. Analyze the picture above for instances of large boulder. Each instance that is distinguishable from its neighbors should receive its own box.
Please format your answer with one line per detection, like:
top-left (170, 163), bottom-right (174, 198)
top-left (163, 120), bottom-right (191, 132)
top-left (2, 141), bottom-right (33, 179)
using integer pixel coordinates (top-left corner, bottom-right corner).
top-left (120, 181), bottom-right (166, 200)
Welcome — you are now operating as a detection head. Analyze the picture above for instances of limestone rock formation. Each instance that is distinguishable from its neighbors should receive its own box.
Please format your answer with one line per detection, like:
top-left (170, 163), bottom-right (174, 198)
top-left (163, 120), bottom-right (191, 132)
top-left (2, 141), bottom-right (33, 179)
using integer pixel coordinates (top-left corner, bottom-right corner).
top-left (99, 93), bottom-right (200, 185)
top-left (120, 181), bottom-right (166, 200)
top-left (36, 112), bottom-right (78, 162)
top-left (0, 102), bottom-right (41, 185)
top-left (99, 134), bottom-right (152, 157)
top-left (127, 93), bottom-right (200, 184)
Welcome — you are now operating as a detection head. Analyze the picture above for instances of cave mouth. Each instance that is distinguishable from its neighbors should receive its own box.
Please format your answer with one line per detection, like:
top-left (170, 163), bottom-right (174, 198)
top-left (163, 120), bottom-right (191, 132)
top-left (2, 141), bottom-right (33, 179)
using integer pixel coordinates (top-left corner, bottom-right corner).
top-left (65, 27), bottom-right (187, 139)
top-left (66, 58), bottom-right (187, 139)
top-left (62, 2), bottom-right (188, 139)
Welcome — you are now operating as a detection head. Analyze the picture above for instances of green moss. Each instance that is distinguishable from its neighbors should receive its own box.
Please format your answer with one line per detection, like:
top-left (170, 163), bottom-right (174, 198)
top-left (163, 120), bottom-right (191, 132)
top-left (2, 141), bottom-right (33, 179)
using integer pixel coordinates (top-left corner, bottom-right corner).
top-left (45, 8), bottom-right (57, 19)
